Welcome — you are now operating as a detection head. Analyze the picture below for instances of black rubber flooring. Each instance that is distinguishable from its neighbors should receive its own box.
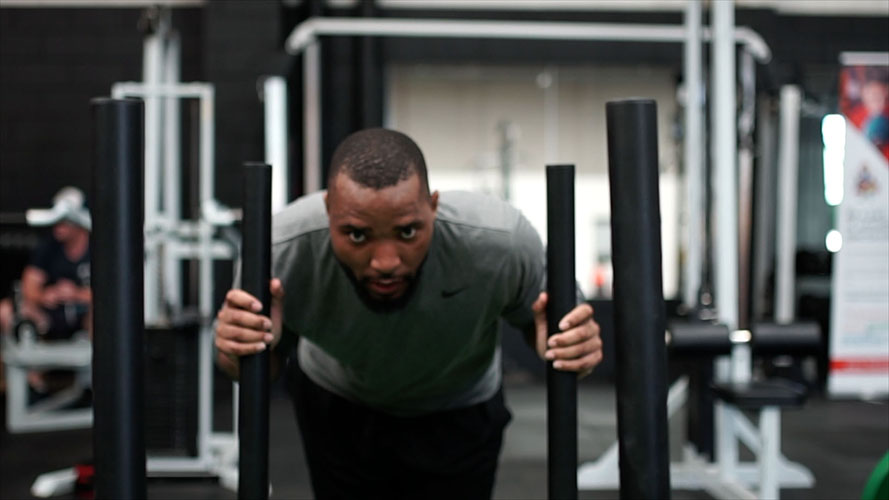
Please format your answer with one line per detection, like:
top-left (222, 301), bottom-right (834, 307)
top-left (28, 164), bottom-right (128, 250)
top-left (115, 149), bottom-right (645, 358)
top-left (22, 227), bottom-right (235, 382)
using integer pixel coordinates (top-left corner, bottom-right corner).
top-left (1, 380), bottom-right (886, 500)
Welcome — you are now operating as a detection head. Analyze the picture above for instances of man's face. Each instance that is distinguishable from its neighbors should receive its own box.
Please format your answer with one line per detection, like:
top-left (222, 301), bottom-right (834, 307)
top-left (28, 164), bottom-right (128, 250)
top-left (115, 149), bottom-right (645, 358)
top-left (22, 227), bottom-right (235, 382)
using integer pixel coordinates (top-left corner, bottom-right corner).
top-left (53, 221), bottom-right (83, 243)
top-left (325, 172), bottom-right (439, 303)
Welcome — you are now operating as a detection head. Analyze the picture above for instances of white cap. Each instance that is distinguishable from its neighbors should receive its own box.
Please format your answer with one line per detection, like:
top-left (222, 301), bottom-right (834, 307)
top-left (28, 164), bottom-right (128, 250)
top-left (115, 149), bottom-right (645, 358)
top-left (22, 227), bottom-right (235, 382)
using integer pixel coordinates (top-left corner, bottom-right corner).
top-left (26, 187), bottom-right (92, 231)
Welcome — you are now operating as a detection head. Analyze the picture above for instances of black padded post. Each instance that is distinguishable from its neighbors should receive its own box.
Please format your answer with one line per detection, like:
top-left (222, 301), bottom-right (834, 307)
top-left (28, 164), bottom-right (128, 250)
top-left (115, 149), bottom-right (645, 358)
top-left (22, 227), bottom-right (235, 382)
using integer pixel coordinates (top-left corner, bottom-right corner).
top-left (606, 99), bottom-right (671, 499)
top-left (546, 164), bottom-right (578, 500)
top-left (752, 322), bottom-right (821, 356)
top-left (239, 162), bottom-right (272, 500)
top-left (666, 322), bottom-right (733, 357)
top-left (91, 97), bottom-right (147, 499)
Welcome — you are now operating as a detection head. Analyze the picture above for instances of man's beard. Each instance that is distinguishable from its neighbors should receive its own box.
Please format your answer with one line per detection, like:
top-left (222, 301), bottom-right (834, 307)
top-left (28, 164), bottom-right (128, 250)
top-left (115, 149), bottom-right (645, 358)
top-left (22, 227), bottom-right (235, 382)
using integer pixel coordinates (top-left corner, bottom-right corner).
top-left (339, 261), bottom-right (424, 312)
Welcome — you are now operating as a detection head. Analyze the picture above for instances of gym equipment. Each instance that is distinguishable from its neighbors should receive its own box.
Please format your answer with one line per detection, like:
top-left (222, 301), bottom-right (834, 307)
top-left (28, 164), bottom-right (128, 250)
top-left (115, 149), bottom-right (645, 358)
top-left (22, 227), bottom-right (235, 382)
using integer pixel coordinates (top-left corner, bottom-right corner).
top-left (283, 16), bottom-right (770, 194)
top-left (238, 163), bottom-right (272, 500)
top-left (545, 164), bottom-right (578, 499)
top-left (606, 98), bottom-right (671, 499)
top-left (3, 282), bottom-right (92, 434)
top-left (752, 322), bottom-right (820, 357)
top-left (110, 9), bottom-right (240, 483)
top-left (91, 97), bottom-right (147, 499)
top-left (579, 320), bottom-right (818, 499)
top-left (705, 322), bottom-right (818, 500)
top-left (2, 328), bottom-right (92, 433)
top-left (112, 71), bottom-right (241, 485)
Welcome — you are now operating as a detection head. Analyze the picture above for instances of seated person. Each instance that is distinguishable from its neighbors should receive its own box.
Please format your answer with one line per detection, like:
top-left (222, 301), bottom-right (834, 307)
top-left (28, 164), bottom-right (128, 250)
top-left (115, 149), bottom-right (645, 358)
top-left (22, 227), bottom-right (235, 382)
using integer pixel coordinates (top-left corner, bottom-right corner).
top-left (0, 187), bottom-right (92, 394)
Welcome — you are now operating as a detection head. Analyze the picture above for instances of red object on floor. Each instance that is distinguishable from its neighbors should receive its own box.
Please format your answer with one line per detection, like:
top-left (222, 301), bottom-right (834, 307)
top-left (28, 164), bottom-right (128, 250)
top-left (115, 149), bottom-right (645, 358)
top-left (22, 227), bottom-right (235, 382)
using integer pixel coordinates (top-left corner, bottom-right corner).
top-left (74, 462), bottom-right (94, 500)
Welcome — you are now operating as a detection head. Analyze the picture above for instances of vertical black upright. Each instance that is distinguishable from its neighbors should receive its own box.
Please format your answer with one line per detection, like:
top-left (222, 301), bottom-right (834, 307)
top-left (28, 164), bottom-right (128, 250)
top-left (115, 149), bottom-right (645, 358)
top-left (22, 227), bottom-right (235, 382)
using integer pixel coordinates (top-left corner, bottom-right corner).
top-left (91, 97), bottom-right (146, 499)
top-left (358, 0), bottom-right (383, 129)
top-left (239, 162), bottom-right (272, 500)
top-left (606, 99), bottom-right (671, 499)
top-left (546, 164), bottom-right (578, 500)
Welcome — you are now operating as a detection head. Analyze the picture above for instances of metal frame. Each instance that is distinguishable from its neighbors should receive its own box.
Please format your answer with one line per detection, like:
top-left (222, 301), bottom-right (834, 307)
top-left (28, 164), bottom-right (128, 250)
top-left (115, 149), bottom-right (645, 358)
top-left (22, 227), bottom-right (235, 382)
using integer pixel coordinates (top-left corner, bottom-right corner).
top-left (2, 333), bottom-right (92, 433)
top-left (111, 81), bottom-right (238, 485)
top-left (682, 0), bottom-right (705, 310)
top-left (711, 0), bottom-right (739, 332)
top-left (91, 8), bottom-right (240, 489)
top-left (264, 76), bottom-right (290, 213)
top-left (282, 15), bottom-right (771, 193)
top-left (577, 344), bottom-right (815, 499)
top-left (109, 11), bottom-right (239, 483)
top-left (775, 85), bottom-right (802, 324)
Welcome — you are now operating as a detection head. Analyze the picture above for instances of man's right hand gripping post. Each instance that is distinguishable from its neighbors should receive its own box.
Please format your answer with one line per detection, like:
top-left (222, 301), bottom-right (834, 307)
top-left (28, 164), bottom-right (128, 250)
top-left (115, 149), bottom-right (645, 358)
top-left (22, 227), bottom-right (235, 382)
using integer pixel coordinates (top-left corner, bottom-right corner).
top-left (214, 278), bottom-right (285, 379)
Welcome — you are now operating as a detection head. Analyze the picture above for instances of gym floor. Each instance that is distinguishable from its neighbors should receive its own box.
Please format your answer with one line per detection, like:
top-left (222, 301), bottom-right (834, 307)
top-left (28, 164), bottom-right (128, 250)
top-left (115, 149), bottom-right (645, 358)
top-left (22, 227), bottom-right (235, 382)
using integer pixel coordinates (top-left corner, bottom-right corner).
top-left (1, 378), bottom-right (886, 500)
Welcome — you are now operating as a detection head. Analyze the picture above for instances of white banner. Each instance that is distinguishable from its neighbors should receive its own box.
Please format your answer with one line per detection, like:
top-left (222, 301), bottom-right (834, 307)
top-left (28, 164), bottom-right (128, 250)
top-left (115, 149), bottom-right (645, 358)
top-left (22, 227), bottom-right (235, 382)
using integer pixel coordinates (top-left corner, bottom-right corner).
top-left (828, 57), bottom-right (889, 398)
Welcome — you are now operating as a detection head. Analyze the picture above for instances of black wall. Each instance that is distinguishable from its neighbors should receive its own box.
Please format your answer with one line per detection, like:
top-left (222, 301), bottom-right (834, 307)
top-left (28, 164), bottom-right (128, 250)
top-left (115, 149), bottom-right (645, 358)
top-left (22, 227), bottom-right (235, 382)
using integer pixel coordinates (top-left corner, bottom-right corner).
top-left (0, 7), bottom-right (203, 214)
top-left (202, 0), bottom-right (288, 207)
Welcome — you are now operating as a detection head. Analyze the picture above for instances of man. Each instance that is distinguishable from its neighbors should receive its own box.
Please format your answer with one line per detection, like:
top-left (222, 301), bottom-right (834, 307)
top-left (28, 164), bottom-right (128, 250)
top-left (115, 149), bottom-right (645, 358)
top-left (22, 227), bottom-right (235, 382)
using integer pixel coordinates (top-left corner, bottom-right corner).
top-left (0, 186), bottom-right (92, 392)
top-left (215, 128), bottom-right (602, 498)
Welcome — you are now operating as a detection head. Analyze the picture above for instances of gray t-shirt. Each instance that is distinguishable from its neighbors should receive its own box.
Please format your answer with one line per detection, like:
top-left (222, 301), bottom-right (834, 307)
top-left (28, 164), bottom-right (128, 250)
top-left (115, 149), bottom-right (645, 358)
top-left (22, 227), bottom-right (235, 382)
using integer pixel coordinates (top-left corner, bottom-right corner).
top-left (271, 190), bottom-right (545, 416)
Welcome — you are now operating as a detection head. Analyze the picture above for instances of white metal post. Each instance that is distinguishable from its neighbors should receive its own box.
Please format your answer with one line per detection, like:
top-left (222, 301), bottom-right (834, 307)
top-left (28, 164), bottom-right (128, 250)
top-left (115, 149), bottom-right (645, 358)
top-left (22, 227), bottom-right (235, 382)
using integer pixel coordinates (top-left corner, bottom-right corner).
top-left (712, 0), bottom-right (739, 331)
top-left (200, 87), bottom-right (215, 214)
top-left (712, 0), bottom-right (740, 485)
top-left (197, 87), bottom-right (216, 467)
top-left (759, 407), bottom-right (781, 500)
top-left (683, 0), bottom-right (704, 310)
top-left (143, 27), bottom-right (164, 325)
top-left (716, 401), bottom-right (738, 481)
top-left (163, 31), bottom-right (183, 316)
top-left (776, 85), bottom-right (801, 324)
top-left (541, 66), bottom-right (559, 165)
top-left (304, 41), bottom-right (322, 193)
top-left (264, 76), bottom-right (289, 212)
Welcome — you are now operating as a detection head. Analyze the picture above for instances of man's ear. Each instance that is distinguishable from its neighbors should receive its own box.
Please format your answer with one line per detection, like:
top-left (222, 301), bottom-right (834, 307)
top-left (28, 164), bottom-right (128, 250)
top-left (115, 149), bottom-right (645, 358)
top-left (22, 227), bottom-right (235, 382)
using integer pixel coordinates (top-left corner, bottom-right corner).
top-left (323, 191), bottom-right (329, 213)
top-left (429, 190), bottom-right (440, 213)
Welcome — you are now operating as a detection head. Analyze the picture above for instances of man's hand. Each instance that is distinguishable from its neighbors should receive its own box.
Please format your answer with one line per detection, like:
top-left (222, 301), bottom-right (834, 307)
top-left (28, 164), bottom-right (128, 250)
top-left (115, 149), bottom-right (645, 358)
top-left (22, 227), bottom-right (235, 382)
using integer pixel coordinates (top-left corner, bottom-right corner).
top-left (532, 292), bottom-right (603, 378)
top-left (215, 279), bottom-right (285, 364)
top-left (54, 279), bottom-right (79, 301)
top-left (40, 287), bottom-right (61, 308)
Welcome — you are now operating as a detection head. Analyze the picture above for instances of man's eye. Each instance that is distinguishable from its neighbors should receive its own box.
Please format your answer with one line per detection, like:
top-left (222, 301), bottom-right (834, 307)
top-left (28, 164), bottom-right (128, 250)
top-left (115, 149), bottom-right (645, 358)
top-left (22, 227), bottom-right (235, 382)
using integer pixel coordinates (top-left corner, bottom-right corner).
top-left (348, 231), bottom-right (366, 243)
top-left (400, 226), bottom-right (417, 240)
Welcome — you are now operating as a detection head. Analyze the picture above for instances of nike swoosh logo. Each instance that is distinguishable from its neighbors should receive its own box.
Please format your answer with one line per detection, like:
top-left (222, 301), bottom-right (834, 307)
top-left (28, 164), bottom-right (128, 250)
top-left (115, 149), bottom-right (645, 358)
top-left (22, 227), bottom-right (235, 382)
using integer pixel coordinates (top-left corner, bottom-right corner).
top-left (441, 287), bottom-right (466, 298)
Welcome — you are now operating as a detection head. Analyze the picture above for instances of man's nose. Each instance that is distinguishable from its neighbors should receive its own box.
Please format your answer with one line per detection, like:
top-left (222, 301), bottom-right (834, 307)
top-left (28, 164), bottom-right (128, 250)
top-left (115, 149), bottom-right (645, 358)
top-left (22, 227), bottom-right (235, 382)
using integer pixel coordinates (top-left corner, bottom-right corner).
top-left (369, 242), bottom-right (401, 275)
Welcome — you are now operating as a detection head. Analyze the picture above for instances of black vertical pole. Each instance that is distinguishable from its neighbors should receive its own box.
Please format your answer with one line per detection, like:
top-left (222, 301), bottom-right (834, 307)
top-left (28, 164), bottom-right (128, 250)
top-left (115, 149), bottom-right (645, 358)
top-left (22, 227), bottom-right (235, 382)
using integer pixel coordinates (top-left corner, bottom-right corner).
top-left (91, 97), bottom-right (146, 499)
top-left (238, 162), bottom-right (272, 500)
top-left (546, 164), bottom-right (578, 500)
top-left (606, 99), bottom-right (671, 499)
top-left (359, 0), bottom-right (383, 129)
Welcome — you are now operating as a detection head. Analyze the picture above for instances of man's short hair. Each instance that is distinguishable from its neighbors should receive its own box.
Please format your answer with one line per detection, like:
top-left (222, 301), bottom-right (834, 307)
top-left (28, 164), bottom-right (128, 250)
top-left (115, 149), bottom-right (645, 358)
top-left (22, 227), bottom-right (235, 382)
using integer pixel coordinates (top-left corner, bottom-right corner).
top-left (328, 128), bottom-right (429, 193)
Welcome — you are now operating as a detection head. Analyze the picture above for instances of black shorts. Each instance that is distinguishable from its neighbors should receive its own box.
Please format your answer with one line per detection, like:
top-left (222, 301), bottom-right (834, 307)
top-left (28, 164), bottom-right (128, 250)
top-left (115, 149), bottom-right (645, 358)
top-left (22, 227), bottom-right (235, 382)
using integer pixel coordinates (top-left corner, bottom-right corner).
top-left (289, 364), bottom-right (512, 500)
